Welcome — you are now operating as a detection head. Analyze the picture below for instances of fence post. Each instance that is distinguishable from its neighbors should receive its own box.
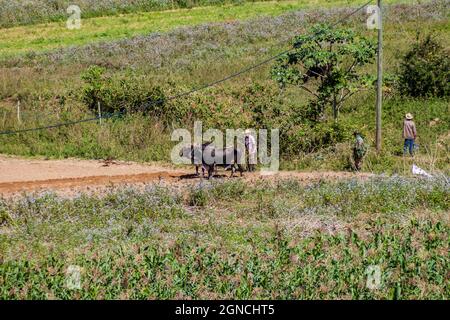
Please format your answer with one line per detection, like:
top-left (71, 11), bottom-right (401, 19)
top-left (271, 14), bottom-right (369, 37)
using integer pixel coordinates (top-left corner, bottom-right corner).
top-left (1, 109), bottom-right (6, 129)
top-left (17, 100), bottom-right (21, 125)
top-left (98, 101), bottom-right (102, 125)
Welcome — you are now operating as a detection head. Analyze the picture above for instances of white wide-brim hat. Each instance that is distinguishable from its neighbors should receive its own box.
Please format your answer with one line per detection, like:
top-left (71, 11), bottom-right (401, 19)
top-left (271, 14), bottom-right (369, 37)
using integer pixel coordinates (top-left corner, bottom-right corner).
top-left (405, 113), bottom-right (413, 120)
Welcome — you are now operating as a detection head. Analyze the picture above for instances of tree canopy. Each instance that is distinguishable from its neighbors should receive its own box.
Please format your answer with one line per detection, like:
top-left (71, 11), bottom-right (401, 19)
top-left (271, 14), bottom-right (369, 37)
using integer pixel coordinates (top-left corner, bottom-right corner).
top-left (271, 24), bottom-right (377, 121)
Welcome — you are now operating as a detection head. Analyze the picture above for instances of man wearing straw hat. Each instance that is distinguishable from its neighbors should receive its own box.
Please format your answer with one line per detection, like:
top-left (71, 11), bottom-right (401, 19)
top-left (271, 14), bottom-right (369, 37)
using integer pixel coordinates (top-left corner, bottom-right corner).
top-left (403, 113), bottom-right (417, 157)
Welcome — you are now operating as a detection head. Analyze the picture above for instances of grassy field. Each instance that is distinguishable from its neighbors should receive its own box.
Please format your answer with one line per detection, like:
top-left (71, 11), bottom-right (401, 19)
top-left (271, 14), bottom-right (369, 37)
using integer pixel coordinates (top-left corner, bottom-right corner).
top-left (0, 1), bottom-right (448, 175)
top-left (1, 177), bottom-right (448, 299)
top-left (0, 0), bottom-right (449, 301)
top-left (0, 0), bottom-right (305, 28)
top-left (0, 0), bottom-right (418, 58)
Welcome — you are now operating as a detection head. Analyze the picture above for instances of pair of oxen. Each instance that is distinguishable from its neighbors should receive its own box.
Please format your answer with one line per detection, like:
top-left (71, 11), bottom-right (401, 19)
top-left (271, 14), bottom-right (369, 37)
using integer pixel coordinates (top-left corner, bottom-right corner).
top-left (180, 142), bottom-right (244, 179)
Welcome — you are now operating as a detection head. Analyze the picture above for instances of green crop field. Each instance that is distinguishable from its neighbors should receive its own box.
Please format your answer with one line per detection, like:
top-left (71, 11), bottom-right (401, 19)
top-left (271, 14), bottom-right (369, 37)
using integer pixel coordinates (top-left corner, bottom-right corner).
top-left (0, 0), bottom-right (449, 301)
top-left (1, 178), bottom-right (449, 299)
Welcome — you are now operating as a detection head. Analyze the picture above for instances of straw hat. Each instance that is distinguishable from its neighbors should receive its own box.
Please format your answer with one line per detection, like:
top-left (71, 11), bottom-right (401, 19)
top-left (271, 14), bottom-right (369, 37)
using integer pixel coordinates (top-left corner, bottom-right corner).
top-left (405, 113), bottom-right (413, 120)
top-left (244, 129), bottom-right (253, 135)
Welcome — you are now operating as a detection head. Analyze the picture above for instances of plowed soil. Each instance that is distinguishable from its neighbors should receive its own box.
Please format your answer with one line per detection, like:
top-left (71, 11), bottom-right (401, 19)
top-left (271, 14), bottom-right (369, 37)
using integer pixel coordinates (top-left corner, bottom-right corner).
top-left (0, 155), bottom-right (372, 197)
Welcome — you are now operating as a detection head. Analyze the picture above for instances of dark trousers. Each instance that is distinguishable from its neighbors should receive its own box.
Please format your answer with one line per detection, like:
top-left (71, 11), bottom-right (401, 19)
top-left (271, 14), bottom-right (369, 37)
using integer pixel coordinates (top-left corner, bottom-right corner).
top-left (246, 158), bottom-right (255, 172)
top-left (354, 157), bottom-right (363, 171)
top-left (403, 139), bottom-right (415, 156)
top-left (245, 149), bottom-right (255, 172)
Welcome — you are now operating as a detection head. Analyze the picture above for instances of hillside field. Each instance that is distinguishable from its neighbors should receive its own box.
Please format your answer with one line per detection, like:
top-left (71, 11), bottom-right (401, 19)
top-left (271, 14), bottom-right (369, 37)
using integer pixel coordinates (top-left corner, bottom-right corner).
top-left (0, 0), bottom-right (449, 300)
top-left (0, 0), bottom-right (448, 174)
top-left (1, 0), bottom-right (413, 57)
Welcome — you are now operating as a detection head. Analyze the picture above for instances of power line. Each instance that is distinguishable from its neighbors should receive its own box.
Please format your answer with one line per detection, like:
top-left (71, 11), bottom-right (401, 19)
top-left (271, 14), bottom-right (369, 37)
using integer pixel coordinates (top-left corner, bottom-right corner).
top-left (143, 0), bottom-right (372, 102)
top-left (0, 0), bottom-right (372, 136)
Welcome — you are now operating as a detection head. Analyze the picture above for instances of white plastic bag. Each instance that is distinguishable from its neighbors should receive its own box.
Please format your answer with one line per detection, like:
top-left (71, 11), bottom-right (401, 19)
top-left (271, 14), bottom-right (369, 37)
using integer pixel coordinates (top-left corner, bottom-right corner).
top-left (412, 164), bottom-right (432, 178)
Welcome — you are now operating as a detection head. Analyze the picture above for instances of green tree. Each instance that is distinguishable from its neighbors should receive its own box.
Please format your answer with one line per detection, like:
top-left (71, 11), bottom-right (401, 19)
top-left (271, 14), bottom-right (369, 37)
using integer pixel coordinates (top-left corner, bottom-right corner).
top-left (398, 35), bottom-right (450, 98)
top-left (271, 24), bottom-right (376, 121)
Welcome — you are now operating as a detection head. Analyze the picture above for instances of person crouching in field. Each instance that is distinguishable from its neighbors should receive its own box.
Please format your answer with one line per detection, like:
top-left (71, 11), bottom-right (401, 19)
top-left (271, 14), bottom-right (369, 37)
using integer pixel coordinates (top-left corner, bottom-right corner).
top-left (403, 113), bottom-right (417, 157)
top-left (352, 131), bottom-right (367, 171)
top-left (244, 129), bottom-right (257, 172)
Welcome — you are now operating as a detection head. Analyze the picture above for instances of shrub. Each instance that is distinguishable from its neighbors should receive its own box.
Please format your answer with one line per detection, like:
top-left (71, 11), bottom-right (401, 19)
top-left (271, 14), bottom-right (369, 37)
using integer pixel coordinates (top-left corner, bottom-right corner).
top-left (188, 186), bottom-right (210, 207)
top-left (210, 180), bottom-right (246, 200)
top-left (398, 35), bottom-right (450, 98)
top-left (80, 65), bottom-right (166, 116)
top-left (281, 120), bottom-right (355, 154)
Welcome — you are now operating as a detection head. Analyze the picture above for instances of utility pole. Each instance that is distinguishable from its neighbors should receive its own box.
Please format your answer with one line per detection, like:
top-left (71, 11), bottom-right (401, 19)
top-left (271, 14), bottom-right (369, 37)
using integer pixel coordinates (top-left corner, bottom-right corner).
top-left (376, 0), bottom-right (383, 153)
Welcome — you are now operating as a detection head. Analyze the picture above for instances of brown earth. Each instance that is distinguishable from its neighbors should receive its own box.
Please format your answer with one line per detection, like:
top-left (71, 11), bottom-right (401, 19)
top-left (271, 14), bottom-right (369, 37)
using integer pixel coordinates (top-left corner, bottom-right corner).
top-left (0, 155), bottom-right (373, 197)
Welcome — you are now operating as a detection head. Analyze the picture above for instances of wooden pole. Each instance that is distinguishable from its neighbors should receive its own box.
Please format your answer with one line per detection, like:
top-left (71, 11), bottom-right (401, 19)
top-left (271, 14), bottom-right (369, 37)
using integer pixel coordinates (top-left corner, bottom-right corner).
top-left (17, 100), bottom-right (21, 125)
top-left (98, 101), bottom-right (102, 125)
top-left (376, 0), bottom-right (383, 153)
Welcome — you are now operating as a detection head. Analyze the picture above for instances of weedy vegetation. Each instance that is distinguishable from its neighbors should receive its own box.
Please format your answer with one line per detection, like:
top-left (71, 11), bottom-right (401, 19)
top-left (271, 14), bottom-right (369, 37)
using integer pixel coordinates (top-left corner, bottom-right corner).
top-left (0, 177), bottom-right (448, 299)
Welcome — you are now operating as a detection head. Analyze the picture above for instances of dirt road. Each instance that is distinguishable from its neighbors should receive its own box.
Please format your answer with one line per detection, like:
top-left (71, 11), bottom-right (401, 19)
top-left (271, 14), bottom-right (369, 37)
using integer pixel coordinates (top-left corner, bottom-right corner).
top-left (0, 155), bottom-right (372, 196)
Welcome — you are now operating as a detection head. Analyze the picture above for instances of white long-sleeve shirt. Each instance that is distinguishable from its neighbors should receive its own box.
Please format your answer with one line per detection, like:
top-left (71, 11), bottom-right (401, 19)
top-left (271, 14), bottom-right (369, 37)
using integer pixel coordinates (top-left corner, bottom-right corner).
top-left (245, 135), bottom-right (257, 154)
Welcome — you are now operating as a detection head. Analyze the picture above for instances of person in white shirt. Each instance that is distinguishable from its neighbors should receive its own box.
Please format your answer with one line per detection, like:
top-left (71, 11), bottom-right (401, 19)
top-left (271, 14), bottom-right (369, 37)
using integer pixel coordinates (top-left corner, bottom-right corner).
top-left (244, 129), bottom-right (257, 172)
